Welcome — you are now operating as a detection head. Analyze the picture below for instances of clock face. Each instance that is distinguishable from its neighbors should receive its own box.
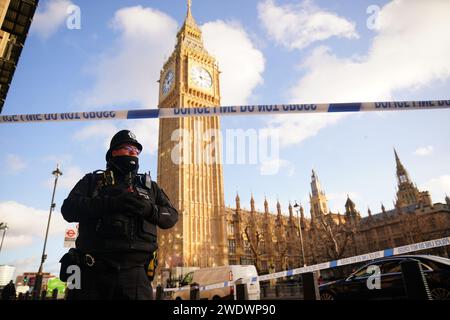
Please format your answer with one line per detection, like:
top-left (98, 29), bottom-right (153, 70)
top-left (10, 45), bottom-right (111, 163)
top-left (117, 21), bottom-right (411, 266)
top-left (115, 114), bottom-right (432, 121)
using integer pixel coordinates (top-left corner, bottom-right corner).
top-left (190, 66), bottom-right (212, 89)
top-left (162, 70), bottom-right (174, 95)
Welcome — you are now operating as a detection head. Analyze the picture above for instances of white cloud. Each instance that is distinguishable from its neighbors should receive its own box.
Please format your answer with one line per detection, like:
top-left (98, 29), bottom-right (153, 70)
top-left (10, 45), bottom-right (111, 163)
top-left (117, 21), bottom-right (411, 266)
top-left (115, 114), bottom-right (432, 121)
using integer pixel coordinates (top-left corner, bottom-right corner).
top-left (81, 6), bottom-right (178, 109)
top-left (4, 256), bottom-right (61, 280)
top-left (421, 175), bottom-right (450, 202)
top-left (5, 154), bottom-right (27, 174)
top-left (0, 201), bottom-right (67, 250)
top-left (414, 146), bottom-right (434, 156)
top-left (82, 7), bottom-right (264, 108)
top-left (202, 20), bottom-right (265, 105)
top-left (127, 119), bottom-right (159, 156)
top-left (7, 256), bottom-right (38, 278)
top-left (74, 122), bottom-right (119, 150)
top-left (263, 113), bottom-right (346, 148)
top-left (40, 156), bottom-right (86, 191)
top-left (292, 0), bottom-right (450, 100)
top-left (259, 158), bottom-right (295, 176)
top-left (43, 165), bottom-right (84, 190)
top-left (1, 234), bottom-right (34, 249)
top-left (258, 0), bottom-right (358, 50)
top-left (5, 254), bottom-right (64, 279)
top-left (292, 1), bottom-right (450, 101)
top-left (73, 119), bottom-right (159, 157)
top-left (42, 154), bottom-right (73, 165)
top-left (32, 0), bottom-right (74, 39)
top-left (264, 0), bottom-right (450, 149)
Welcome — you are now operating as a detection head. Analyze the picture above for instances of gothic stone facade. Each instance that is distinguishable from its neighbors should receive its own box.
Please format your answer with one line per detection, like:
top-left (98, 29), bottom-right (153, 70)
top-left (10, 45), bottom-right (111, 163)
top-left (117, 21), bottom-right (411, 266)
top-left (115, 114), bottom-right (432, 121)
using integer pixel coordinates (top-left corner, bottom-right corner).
top-left (225, 152), bottom-right (450, 273)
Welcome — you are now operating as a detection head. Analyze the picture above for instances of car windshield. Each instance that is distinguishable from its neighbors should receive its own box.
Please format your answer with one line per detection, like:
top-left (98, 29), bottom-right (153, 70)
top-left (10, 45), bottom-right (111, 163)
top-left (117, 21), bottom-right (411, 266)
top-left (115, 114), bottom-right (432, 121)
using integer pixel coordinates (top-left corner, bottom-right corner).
top-left (181, 272), bottom-right (193, 286)
top-left (349, 256), bottom-right (444, 279)
top-left (381, 261), bottom-right (402, 274)
top-left (351, 263), bottom-right (382, 278)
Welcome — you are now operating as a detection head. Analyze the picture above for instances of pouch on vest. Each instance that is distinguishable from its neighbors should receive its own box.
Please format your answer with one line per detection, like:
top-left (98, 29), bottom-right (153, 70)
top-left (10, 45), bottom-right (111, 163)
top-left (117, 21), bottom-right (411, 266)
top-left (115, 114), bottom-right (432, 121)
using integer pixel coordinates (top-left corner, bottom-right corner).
top-left (96, 215), bottom-right (131, 240)
top-left (59, 248), bottom-right (82, 282)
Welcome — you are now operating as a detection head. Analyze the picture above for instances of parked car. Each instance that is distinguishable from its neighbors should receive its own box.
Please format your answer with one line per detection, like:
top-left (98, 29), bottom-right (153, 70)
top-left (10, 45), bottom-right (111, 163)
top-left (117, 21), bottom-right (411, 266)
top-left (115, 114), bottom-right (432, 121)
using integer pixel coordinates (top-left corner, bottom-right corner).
top-left (319, 255), bottom-right (450, 300)
top-left (173, 265), bottom-right (260, 300)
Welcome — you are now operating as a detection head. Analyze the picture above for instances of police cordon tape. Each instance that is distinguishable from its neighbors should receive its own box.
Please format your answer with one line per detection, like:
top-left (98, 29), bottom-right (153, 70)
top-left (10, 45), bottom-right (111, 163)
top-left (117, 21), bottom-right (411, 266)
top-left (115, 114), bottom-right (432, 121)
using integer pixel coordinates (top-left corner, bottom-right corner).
top-left (163, 236), bottom-right (450, 293)
top-left (1, 99), bottom-right (450, 124)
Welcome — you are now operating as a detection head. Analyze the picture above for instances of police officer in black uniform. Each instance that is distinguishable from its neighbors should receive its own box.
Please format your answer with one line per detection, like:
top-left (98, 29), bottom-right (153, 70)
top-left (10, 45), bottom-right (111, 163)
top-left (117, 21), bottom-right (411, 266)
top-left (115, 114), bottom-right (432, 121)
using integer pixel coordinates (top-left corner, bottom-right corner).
top-left (60, 130), bottom-right (178, 300)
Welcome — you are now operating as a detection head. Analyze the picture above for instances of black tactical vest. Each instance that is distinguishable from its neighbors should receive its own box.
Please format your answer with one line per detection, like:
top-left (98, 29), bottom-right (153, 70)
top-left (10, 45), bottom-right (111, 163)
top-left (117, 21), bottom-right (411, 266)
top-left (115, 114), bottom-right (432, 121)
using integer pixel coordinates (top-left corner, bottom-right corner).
top-left (75, 171), bottom-right (158, 255)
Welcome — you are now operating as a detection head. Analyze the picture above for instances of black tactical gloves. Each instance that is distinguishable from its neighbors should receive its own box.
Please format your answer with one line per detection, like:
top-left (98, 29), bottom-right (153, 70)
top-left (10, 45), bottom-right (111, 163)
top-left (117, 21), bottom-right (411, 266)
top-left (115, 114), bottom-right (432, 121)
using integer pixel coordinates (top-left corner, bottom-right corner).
top-left (90, 192), bottom-right (160, 222)
top-left (134, 196), bottom-right (158, 223)
top-left (91, 192), bottom-right (144, 216)
top-left (112, 192), bottom-right (145, 215)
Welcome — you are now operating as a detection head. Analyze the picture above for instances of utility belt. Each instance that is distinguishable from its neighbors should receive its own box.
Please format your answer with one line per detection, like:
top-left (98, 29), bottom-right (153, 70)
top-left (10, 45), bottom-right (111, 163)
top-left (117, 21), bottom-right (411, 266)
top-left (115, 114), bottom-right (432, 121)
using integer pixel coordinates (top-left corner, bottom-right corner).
top-left (59, 248), bottom-right (146, 281)
top-left (81, 252), bottom-right (122, 272)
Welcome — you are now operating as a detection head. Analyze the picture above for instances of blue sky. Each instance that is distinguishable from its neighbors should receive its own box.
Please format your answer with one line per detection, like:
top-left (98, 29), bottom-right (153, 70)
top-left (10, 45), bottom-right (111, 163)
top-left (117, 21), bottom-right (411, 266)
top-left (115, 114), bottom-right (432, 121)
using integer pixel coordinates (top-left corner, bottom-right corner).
top-left (0, 0), bottom-right (449, 277)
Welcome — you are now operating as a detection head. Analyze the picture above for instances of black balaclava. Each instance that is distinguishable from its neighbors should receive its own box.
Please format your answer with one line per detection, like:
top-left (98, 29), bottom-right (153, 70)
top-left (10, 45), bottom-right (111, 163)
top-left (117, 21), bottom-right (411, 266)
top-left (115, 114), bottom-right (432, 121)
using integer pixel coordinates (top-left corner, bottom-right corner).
top-left (108, 155), bottom-right (139, 177)
top-left (105, 130), bottom-right (143, 178)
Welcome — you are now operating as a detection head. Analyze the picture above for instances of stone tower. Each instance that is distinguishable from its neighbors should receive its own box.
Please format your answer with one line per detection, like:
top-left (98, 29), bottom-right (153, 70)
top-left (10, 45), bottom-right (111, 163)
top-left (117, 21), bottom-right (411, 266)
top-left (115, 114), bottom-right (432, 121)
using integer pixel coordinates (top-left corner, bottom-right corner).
top-left (309, 169), bottom-right (329, 221)
top-left (157, 1), bottom-right (228, 269)
top-left (394, 149), bottom-right (432, 209)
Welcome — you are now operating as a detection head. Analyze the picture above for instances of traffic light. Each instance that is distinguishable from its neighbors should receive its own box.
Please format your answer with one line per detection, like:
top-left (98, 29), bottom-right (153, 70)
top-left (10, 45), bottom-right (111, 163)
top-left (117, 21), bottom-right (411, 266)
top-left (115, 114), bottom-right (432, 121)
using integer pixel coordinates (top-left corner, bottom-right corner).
top-left (23, 276), bottom-right (28, 284)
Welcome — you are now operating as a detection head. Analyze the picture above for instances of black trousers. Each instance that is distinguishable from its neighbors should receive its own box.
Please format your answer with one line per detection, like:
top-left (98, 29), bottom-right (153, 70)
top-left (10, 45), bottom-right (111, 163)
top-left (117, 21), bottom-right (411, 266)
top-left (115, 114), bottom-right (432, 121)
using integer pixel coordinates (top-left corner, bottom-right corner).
top-left (68, 266), bottom-right (153, 300)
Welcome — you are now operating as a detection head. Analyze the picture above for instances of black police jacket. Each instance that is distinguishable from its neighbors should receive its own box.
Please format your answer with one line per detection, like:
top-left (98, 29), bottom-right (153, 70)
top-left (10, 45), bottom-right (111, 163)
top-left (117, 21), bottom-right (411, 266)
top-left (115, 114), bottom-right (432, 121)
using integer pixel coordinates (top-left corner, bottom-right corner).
top-left (61, 171), bottom-right (178, 256)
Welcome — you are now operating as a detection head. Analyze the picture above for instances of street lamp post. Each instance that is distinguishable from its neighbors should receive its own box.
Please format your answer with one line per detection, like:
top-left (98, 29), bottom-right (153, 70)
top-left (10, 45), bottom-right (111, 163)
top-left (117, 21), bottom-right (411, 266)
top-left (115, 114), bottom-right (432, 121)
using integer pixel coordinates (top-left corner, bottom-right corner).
top-left (33, 164), bottom-right (63, 298)
top-left (0, 222), bottom-right (8, 255)
top-left (293, 202), bottom-right (306, 267)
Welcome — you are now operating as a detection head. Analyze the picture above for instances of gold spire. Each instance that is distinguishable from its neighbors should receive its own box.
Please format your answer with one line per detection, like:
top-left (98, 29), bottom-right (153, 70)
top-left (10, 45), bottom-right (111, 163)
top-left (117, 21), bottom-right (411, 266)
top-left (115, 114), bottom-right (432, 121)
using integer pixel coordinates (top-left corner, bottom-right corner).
top-left (250, 193), bottom-right (255, 212)
top-left (277, 200), bottom-right (282, 216)
top-left (394, 148), bottom-right (405, 172)
top-left (235, 191), bottom-right (241, 211)
top-left (175, 0), bottom-right (203, 49)
top-left (394, 147), bottom-right (400, 163)
top-left (394, 148), bottom-right (411, 185)
top-left (345, 195), bottom-right (356, 213)
top-left (182, 0), bottom-right (200, 31)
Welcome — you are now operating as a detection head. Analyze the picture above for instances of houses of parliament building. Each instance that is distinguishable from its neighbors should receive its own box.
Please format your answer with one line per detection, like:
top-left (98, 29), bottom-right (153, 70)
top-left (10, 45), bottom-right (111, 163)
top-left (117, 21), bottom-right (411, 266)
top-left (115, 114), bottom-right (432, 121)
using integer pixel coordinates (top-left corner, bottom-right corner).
top-left (155, 1), bottom-right (450, 278)
top-left (223, 152), bottom-right (450, 274)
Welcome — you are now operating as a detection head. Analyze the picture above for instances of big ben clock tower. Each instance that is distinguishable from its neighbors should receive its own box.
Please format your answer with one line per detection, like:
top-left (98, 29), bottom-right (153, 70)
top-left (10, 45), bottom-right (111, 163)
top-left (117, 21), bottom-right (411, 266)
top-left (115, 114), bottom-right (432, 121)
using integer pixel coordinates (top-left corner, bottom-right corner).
top-left (157, 1), bottom-right (228, 270)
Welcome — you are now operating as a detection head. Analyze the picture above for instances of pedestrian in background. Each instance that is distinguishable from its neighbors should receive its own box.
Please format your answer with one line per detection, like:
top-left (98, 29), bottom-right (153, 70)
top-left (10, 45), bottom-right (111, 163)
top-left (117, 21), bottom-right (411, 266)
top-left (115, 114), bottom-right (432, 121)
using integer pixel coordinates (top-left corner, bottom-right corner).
top-left (1, 280), bottom-right (16, 300)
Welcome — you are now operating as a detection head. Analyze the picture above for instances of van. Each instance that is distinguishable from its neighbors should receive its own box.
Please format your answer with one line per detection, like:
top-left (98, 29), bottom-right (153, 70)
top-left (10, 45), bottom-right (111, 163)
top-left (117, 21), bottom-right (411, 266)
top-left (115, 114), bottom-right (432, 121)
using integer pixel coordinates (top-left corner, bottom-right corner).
top-left (173, 265), bottom-right (260, 300)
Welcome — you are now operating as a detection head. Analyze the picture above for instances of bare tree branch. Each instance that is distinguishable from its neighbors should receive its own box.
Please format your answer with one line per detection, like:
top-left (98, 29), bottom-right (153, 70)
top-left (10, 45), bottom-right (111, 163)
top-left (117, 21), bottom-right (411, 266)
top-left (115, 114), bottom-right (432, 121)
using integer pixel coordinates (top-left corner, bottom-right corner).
top-left (244, 226), bottom-right (263, 274)
top-left (317, 214), bottom-right (353, 260)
